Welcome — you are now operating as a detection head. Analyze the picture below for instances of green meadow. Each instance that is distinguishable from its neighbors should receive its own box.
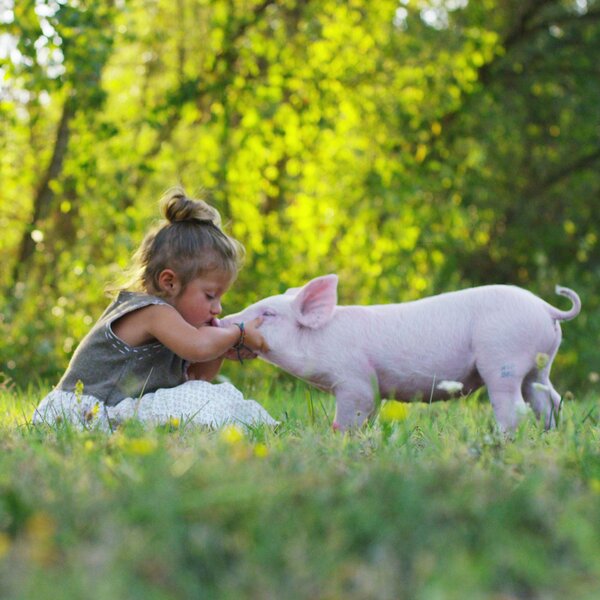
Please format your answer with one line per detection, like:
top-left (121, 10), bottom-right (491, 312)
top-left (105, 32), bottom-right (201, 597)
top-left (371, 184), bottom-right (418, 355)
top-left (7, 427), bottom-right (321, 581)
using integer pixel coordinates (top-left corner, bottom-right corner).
top-left (1, 380), bottom-right (599, 600)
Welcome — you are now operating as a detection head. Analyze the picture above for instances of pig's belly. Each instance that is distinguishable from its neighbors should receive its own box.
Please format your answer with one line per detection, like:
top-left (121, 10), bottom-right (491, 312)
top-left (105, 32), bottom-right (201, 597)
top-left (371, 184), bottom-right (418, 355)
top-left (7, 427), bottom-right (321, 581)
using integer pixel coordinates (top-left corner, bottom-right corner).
top-left (376, 365), bottom-right (483, 402)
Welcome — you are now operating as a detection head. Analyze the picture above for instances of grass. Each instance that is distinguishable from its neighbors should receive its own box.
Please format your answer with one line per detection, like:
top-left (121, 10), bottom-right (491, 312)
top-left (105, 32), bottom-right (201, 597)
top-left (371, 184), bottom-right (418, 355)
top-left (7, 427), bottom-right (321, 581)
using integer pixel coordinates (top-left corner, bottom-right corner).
top-left (0, 378), bottom-right (599, 599)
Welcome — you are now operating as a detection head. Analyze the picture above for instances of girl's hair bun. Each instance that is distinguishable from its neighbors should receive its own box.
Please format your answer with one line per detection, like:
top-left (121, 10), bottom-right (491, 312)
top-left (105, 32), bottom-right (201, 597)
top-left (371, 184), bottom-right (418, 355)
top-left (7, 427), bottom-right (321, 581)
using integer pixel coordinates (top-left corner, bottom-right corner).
top-left (161, 186), bottom-right (222, 227)
top-left (113, 184), bottom-right (244, 296)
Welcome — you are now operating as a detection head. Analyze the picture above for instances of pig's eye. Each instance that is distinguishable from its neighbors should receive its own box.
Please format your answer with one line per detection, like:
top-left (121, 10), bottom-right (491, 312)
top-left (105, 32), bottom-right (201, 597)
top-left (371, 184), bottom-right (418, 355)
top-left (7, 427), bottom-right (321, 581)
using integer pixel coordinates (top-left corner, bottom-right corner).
top-left (262, 310), bottom-right (276, 317)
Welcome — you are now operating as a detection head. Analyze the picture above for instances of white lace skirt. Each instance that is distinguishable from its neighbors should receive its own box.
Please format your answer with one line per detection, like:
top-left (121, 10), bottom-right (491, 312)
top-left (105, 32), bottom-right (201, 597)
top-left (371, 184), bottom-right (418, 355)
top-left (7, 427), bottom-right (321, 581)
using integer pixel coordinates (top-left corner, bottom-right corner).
top-left (32, 380), bottom-right (278, 431)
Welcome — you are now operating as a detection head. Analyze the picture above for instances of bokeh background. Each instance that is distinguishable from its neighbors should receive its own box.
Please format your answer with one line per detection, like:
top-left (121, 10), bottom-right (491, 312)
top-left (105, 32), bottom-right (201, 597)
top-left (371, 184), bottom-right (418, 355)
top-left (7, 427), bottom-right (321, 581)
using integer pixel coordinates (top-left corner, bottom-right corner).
top-left (1, 0), bottom-right (599, 391)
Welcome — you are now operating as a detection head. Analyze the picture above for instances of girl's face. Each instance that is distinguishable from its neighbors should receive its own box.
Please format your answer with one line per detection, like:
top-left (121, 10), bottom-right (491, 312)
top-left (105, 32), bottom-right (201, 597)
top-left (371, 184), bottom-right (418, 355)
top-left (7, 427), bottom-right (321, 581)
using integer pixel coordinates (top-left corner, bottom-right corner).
top-left (171, 271), bottom-right (234, 328)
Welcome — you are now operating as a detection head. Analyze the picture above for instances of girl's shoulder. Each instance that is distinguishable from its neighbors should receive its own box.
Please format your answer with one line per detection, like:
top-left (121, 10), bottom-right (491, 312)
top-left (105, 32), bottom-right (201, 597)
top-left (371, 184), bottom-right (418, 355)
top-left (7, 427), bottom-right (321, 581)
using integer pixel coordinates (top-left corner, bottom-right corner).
top-left (102, 291), bottom-right (175, 348)
top-left (111, 290), bottom-right (169, 310)
top-left (100, 290), bottom-right (170, 324)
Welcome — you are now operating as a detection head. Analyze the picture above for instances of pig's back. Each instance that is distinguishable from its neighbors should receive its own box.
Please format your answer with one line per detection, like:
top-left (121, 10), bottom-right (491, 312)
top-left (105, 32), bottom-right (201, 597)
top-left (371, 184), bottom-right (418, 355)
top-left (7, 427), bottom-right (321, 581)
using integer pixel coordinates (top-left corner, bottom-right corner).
top-left (345, 289), bottom-right (481, 356)
top-left (332, 288), bottom-right (479, 365)
top-left (352, 285), bottom-right (542, 329)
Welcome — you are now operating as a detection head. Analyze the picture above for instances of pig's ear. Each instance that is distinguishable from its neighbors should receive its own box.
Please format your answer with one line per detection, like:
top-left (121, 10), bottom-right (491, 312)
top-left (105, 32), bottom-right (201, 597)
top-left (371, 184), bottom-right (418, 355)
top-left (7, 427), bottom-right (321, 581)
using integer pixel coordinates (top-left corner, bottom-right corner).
top-left (284, 286), bottom-right (301, 296)
top-left (291, 274), bottom-right (338, 328)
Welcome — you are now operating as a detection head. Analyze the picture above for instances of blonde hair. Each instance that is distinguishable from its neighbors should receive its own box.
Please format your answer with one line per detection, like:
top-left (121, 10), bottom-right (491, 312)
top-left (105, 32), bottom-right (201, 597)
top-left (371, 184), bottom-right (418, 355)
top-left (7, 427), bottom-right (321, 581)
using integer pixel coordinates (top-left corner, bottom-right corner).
top-left (122, 187), bottom-right (244, 296)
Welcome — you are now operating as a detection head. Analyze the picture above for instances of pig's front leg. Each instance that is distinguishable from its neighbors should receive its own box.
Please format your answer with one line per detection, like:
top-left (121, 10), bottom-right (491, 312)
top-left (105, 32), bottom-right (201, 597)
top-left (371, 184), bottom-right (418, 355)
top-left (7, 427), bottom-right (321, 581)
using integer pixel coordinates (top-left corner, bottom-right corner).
top-left (332, 379), bottom-right (376, 431)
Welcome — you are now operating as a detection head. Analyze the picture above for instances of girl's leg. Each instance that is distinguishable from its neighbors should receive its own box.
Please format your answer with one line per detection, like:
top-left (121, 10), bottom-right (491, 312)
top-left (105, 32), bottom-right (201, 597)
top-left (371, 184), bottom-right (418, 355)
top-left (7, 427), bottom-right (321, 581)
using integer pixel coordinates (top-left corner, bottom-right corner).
top-left (108, 380), bottom-right (277, 428)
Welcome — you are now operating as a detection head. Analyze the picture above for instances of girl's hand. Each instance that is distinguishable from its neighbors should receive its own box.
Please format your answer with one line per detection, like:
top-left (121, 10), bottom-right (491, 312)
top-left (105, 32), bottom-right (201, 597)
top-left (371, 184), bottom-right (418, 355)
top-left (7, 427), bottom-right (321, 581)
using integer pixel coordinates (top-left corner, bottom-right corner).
top-left (187, 357), bottom-right (224, 381)
top-left (239, 317), bottom-right (270, 353)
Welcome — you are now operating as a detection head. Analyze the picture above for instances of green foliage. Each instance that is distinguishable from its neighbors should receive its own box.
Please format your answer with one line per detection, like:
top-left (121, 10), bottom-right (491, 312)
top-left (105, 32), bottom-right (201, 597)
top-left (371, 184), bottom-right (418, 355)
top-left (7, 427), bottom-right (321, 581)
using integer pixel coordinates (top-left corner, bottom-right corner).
top-left (1, 0), bottom-right (599, 390)
top-left (1, 383), bottom-right (599, 598)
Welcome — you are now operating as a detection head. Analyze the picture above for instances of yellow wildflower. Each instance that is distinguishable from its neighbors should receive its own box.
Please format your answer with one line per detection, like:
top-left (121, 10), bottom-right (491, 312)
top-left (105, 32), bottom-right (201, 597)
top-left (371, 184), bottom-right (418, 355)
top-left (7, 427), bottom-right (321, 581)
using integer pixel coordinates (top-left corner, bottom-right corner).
top-left (25, 512), bottom-right (57, 566)
top-left (168, 416), bottom-right (180, 429)
top-left (127, 437), bottom-right (158, 456)
top-left (75, 379), bottom-right (85, 403)
top-left (254, 443), bottom-right (269, 458)
top-left (379, 401), bottom-right (410, 423)
top-left (536, 353), bottom-right (550, 370)
top-left (26, 512), bottom-right (55, 539)
top-left (220, 424), bottom-right (245, 445)
top-left (84, 403), bottom-right (100, 422)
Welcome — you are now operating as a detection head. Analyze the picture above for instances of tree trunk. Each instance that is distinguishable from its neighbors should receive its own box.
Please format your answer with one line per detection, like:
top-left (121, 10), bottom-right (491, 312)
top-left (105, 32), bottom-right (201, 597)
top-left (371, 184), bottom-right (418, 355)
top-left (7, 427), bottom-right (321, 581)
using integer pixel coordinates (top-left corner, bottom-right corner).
top-left (11, 98), bottom-right (74, 286)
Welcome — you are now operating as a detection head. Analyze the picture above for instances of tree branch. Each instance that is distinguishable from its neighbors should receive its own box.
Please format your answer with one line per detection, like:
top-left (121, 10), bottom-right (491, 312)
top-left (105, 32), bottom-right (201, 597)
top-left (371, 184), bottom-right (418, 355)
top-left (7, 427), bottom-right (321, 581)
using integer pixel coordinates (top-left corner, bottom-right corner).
top-left (528, 146), bottom-right (600, 198)
top-left (517, 10), bottom-right (600, 43)
top-left (502, 0), bottom-right (556, 51)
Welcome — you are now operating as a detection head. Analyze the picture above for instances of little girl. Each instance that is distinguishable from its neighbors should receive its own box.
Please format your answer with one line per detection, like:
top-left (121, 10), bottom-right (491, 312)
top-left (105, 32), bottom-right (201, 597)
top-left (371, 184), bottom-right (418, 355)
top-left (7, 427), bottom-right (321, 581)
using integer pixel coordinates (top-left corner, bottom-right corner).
top-left (33, 187), bottom-right (277, 430)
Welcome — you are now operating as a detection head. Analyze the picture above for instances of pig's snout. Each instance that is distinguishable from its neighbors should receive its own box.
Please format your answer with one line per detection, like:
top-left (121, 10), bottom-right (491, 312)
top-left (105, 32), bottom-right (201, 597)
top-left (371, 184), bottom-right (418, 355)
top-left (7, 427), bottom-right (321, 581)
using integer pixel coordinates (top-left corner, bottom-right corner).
top-left (218, 315), bottom-right (236, 327)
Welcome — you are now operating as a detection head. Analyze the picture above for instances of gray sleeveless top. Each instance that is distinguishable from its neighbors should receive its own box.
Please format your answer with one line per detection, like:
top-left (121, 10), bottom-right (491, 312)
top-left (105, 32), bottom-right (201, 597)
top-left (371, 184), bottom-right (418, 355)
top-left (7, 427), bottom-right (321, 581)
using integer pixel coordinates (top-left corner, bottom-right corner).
top-left (56, 292), bottom-right (187, 406)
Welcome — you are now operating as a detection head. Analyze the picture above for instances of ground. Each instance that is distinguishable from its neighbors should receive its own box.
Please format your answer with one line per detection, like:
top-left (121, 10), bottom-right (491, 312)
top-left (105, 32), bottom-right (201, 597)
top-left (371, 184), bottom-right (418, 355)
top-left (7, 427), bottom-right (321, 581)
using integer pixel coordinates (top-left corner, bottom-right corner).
top-left (1, 380), bottom-right (599, 599)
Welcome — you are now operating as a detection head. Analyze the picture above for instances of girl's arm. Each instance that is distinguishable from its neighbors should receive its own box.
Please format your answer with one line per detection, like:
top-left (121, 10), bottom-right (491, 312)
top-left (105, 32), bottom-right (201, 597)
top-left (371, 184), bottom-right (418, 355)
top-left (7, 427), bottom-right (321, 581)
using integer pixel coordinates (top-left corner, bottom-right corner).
top-left (187, 345), bottom-right (257, 382)
top-left (139, 304), bottom-right (267, 362)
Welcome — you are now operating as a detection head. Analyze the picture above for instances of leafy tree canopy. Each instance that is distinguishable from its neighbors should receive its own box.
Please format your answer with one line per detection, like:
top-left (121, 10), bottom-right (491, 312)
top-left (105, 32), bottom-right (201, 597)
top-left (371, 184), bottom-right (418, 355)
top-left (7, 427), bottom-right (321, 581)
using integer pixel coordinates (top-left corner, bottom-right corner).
top-left (1, 0), bottom-right (599, 390)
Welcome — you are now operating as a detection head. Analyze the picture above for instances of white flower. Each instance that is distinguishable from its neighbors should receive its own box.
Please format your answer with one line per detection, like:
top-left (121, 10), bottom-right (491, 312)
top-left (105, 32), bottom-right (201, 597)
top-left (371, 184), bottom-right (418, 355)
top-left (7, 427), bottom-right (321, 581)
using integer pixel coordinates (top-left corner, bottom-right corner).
top-left (437, 380), bottom-right (464, 394)
top-left (516, 402), bottom-right (532, 417)
top-left (532, 382), bottom-right (550, 392)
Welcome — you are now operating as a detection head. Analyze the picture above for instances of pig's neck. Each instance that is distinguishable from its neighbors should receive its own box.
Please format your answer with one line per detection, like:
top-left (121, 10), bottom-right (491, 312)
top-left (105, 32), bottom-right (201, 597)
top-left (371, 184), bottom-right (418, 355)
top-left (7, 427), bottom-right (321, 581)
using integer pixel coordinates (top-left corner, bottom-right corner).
top-left (267, 307), bottom-right (362, 391)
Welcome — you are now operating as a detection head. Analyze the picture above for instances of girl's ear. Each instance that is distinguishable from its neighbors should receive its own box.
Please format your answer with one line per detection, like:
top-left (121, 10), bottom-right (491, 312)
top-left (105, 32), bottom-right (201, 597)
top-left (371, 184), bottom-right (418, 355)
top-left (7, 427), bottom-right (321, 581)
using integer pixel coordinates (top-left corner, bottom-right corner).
top-left (291, 274), bottom-right (338, 329)
top-left (157, 269), bottom-right (181, 296)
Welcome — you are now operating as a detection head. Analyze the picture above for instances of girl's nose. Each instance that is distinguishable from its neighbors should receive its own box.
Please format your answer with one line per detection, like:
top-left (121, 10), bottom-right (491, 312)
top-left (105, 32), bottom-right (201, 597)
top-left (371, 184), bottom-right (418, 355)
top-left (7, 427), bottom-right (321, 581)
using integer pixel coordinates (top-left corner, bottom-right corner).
top-left (211, 300), bottom-right (222, 315)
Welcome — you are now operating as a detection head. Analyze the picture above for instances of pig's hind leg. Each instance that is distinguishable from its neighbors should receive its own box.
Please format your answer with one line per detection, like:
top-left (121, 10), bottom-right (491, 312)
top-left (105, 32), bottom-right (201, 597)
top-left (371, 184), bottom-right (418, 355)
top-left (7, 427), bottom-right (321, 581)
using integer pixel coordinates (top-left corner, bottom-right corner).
top-left (477, 358), bottom-right (531, 432)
